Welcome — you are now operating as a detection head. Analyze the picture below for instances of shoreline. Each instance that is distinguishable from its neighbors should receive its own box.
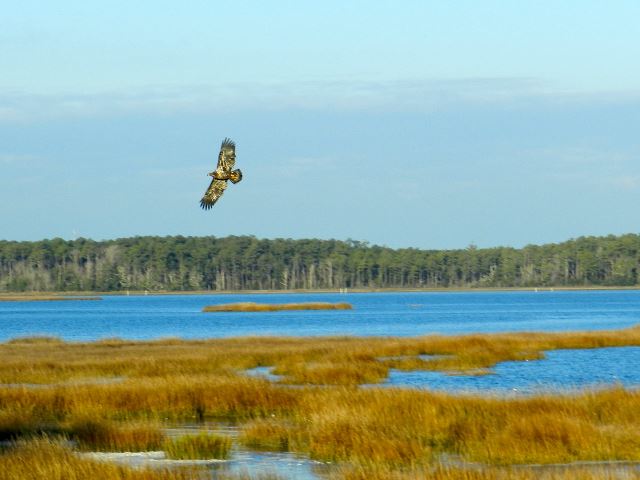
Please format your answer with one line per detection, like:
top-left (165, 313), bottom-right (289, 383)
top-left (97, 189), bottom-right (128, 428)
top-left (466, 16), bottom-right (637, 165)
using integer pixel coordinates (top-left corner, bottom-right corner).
top-left (0, 295), bottom-right (102, 302)
top-left (1, 285), bottom-right (639, 299)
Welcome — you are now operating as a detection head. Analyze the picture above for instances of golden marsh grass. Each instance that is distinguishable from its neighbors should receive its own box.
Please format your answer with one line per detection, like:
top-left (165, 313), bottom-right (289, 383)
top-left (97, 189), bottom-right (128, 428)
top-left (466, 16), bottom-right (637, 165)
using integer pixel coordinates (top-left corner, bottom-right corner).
top-left (2, 326), bottom-right (640, 478)
top-left (0, 438), bottom-right (198, 480)
top-left (69, 417), bottom-right (164, 452)
top-left (202, 302), bottom-right (352, 312)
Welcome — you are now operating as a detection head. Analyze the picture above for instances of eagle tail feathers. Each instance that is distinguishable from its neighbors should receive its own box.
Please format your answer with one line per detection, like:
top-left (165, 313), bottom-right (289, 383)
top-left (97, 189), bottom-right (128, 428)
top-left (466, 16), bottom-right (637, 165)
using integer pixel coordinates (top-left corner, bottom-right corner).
top-left (229, 169), bottom-right (242, 184)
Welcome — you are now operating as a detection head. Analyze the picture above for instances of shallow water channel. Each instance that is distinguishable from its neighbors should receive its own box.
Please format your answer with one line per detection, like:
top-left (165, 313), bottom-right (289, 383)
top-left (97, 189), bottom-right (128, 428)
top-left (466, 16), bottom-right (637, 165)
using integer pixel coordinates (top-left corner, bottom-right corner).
top-left (246, 347), bottom-right (640, 395)
top-left (382, 346), bottom-right (640, 394)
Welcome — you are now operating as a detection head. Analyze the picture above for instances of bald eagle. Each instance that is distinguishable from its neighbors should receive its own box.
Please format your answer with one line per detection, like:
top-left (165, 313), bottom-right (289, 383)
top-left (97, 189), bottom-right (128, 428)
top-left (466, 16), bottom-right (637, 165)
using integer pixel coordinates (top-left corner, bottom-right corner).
top-left (200, 138), bottom-right (243, 209)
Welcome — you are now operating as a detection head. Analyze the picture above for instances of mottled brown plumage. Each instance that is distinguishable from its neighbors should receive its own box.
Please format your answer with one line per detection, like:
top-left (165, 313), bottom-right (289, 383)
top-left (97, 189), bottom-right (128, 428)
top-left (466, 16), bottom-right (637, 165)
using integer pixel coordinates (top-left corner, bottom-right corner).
top-left (200, 138), bottom-right (243, 210)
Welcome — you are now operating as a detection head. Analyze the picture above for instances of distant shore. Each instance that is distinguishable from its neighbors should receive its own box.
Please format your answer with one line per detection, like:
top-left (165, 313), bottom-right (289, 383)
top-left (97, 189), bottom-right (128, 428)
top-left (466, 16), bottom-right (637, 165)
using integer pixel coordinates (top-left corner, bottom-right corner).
top-left (0, 295), bottom-right (102, 302)
top-left (1, 285), bottom-right (639, 299)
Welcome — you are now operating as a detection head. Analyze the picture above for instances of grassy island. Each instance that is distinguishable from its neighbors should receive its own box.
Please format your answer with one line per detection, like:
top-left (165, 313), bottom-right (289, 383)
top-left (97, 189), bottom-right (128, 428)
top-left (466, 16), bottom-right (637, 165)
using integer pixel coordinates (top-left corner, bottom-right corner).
top-left (202, 301), bottom-right (352, 312)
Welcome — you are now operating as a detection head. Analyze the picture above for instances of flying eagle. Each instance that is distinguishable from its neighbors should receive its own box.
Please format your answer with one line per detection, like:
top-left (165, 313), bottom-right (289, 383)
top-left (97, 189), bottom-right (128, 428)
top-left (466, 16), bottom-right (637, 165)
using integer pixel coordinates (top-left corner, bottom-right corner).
top-left (200, 138), bottom-right (243, 209)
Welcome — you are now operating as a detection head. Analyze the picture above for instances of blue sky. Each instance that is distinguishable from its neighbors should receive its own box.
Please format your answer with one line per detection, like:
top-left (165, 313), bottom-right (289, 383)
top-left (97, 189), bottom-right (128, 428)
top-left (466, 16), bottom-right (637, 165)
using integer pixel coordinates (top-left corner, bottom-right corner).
top-left (2, 1), bottom-right (639, 249)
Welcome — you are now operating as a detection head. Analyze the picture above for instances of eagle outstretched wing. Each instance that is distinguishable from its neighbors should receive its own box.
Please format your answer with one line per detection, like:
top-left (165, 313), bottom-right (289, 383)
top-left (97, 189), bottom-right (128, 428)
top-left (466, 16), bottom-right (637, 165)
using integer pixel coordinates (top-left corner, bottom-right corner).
top-left (200, 137), bottom-right (242, 210)
top-left (217, 137), bottom-right (236, 171)
top-left (200, 178), bottom-right (228, 210)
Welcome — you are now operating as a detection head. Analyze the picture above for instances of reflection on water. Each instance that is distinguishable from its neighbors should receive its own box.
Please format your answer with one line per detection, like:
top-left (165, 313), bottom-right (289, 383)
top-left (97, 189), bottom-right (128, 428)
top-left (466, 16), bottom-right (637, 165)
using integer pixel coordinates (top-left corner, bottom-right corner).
top-left (219, 449), bottom-right (329, 480)
top-left (165, 423), bottom-right (330, 480)
top-left (80, 450), bottom-right (224, 467)
top-left (244, 366), bottom-right (284, 382)
top-left (382, 346), bottom-right (640, 395)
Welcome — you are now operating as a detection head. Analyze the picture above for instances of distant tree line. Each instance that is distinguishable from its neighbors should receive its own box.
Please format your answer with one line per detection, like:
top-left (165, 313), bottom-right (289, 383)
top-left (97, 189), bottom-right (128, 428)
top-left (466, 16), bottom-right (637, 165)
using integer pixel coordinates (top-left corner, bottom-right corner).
top-left (0, 234), bottom-right (639, 292)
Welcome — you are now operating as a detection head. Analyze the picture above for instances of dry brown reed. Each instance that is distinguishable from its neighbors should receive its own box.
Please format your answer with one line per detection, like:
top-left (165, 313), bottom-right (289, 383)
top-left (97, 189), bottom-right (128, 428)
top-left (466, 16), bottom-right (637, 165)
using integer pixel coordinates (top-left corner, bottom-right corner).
top-left (202, 302), bottom-right (352, 312)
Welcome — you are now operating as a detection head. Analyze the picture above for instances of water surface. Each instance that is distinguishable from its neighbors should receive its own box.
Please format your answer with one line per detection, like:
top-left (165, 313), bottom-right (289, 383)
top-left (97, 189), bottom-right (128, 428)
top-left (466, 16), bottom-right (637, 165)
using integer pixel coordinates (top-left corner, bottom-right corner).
top-left (1, 290), bottom-right (639, 341)
top-left (382, 346), bottom-right (640, 394)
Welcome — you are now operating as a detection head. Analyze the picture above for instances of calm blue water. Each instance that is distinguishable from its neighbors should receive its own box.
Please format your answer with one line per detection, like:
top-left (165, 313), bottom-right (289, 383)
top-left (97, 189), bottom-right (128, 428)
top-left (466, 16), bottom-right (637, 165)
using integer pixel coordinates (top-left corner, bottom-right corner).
top-left (1, 290), bottom-right (640, 342)
top-left (383, 346), bottom-right (640, 394)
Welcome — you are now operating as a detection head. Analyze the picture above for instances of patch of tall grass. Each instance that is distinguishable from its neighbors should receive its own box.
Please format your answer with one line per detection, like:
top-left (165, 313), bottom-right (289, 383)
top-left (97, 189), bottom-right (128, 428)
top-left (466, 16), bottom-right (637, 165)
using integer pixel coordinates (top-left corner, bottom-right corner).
top-left (0, 438), bottom-right (199, 480)
top-left (239, 419), bottom-right (292, 451)
top-left (69, 417), bottom-right (164, 452)
top-left (163, 432), bottom-right (232, 459)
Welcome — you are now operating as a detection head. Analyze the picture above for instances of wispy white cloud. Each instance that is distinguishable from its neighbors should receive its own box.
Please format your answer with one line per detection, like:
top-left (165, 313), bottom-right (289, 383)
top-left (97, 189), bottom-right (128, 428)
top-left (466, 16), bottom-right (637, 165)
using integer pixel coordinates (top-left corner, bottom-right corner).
top-left (610, 175), bottom-right (640, 190)
top-left (542, 167), bottom-right (640, 192)
top-left (143, 165), bottom-right (205, 178)
top-left (269, 156), bottom-right (340, 179)
top-left (522, 146), bottom-right (634, 171)
top-left (2, 78), bottom-right (638, 123)
top-left (0, 153), bottom-right (40, 164)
